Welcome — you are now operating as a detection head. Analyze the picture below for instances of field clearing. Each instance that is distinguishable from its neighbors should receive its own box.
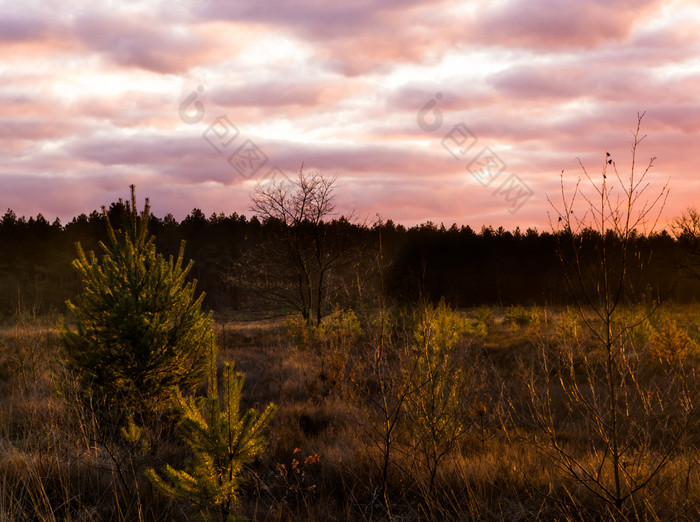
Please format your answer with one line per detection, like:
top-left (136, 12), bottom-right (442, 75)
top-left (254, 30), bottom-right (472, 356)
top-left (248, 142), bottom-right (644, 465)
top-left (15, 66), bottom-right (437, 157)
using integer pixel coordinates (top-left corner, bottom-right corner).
top-left (1, 304), bottom-right (700, 520)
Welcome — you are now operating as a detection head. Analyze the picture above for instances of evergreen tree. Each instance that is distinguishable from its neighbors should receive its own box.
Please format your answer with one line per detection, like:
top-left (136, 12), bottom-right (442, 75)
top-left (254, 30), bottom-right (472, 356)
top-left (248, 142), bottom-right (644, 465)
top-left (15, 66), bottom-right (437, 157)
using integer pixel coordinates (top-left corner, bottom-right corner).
top-left (60, 186), bottom-right (210, 428)
top-left (147, 349), bottom-right (277, 521)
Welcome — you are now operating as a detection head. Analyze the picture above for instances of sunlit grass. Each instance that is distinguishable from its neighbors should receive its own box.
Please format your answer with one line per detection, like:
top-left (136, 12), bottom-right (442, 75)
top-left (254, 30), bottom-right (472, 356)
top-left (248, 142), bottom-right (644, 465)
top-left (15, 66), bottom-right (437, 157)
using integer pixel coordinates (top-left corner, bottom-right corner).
top-left (1, 304), bottom-right (699, 520)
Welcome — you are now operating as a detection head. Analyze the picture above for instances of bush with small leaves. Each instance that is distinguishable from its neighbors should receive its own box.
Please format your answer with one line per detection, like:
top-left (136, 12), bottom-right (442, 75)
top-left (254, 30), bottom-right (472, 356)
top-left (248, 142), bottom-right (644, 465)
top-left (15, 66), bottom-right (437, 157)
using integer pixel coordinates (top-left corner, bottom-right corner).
top-left (504, 305), bottom-right (530, 329)
top-left (405, 299), bottom-right (471, 498)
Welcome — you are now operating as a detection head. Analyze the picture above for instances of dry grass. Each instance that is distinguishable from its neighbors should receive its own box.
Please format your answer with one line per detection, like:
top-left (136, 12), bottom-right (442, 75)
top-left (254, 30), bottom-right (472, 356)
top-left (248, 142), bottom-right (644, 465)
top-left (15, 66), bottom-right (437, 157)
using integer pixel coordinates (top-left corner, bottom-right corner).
top-left (1, 306), bottom-right (699, 520)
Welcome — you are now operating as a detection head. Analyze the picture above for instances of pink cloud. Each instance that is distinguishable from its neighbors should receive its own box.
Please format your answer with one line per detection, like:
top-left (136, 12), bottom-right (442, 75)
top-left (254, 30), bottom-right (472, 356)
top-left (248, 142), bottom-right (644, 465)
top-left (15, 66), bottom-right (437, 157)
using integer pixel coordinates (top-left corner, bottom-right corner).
top-left (471, 0), bottom-right (663, 50)
top-left (192, 0), bottom-right (462, 76)
top-left (0, 12), bottom-right (53, 43)
top-left (210, 82), bottom-right (324, 108)
top-left (70, 12), bottom-right (214, 74)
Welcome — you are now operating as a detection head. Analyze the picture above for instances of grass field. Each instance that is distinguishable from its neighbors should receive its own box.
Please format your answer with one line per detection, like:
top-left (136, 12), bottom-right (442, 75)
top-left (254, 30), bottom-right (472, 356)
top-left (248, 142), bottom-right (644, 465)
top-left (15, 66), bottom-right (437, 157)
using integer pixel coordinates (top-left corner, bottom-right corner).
top-left (2, 303), bottom-right (700, 520)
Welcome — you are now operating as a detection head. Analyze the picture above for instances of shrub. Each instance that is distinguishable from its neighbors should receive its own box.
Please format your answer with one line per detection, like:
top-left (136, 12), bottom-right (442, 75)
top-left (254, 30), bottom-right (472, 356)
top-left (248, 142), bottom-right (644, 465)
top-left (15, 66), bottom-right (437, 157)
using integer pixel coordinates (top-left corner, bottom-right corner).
top-left (474, 306), bottom-right (493, 337)
top-left (413, 298), bottom-right (473, 351)
top-left (284, 309), bottom-right (361, 350)
top-left (650, 317), bottom-right (698, 361)
top-left (504, 305), bottom-right (530, 328)
top-left (405, 300), bottom-right (470, 497)
top-left (285, 309), bottom-right (361, 393)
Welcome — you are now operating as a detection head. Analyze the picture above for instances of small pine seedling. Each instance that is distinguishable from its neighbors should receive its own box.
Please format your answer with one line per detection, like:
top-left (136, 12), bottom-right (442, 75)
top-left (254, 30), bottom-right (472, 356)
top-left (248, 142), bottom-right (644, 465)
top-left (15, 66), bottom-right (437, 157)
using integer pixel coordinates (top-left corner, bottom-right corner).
top-left (147, 350), bottom-right (277, 521)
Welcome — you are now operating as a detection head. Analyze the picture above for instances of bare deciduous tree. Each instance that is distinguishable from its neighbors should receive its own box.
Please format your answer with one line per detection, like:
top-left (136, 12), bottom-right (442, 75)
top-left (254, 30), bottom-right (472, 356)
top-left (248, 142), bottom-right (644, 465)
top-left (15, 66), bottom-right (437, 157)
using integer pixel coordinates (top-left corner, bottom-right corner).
top-left (251, 167), bottom-right (337, 229)
top-left (246, 167), bottom-right (350, 325)
top-left (521, 114), bottom-right (697, 518)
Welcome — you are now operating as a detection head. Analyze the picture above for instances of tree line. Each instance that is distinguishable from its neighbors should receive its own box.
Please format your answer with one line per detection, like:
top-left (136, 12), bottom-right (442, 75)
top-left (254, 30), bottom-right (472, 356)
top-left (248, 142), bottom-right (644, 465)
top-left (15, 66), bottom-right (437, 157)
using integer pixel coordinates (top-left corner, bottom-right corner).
top-left (1, 194), bottom-right (699, 318)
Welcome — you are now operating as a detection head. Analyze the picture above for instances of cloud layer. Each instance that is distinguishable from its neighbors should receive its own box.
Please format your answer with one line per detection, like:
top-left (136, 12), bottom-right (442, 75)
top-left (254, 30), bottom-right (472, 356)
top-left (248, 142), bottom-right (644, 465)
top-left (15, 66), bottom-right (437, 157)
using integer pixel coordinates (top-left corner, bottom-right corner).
top-left (2, 0), bottom-right (699, 229)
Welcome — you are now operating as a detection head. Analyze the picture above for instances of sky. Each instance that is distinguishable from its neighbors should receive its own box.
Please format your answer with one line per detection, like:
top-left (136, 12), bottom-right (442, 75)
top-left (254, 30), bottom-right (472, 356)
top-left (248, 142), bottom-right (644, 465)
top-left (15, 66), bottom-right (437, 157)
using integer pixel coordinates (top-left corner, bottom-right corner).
top-left (2, 0), bottom-right (700, 230)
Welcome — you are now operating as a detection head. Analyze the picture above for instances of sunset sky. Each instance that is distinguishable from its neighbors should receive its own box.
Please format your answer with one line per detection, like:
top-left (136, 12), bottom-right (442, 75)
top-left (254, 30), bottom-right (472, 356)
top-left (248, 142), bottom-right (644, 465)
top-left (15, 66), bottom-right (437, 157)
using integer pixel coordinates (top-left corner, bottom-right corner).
top-left (3, 0), bottom-right (700, 230)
